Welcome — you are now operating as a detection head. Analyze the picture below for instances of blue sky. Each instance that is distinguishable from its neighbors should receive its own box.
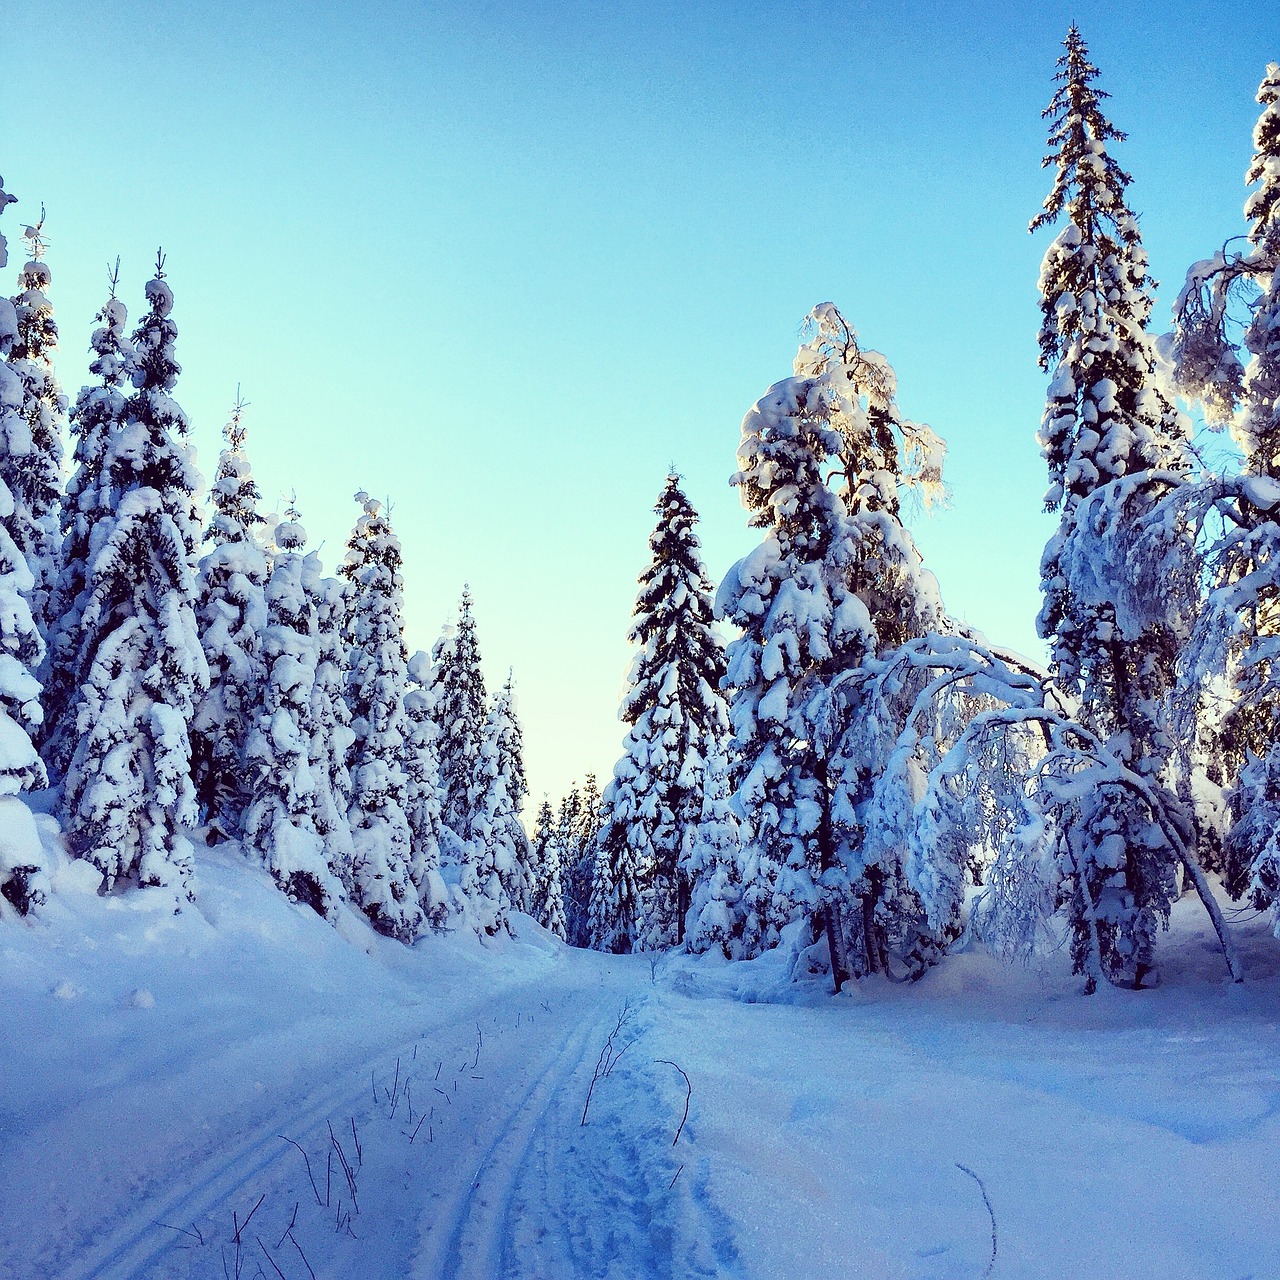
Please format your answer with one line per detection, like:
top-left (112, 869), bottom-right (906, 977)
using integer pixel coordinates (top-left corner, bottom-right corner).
top-left (3, 1), bottom-right (1274, 805)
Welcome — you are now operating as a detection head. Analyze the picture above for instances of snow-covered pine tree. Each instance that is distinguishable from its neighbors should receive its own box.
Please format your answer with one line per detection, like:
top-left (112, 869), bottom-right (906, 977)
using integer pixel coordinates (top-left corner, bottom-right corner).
top-left (529, 796), bottom-right (566, 937)
top-left (3, 208), bottom-right (65, 638)
top-left (42, 266), bottom-right (134, 781)
top-left (1030, 28), bottom-right (1194, 987)
top-left (340, 493), bottom-right (422, 942)
top-left (0, 179), bottom-right (50, 916)
top-left (593, 474), bottom-right (727, 952)
top-left (191, 394), bottom-right (268, 843)
top-left (426, 586), bottom-right (489, 842)
top-left (465, 696), bottom-right (519, 937)
top-left (61, 258), bottom-right (208, 895)
top-left (720, 303), bottom-right (950, 983)
top-left (683, 736), bottom-right (742, 957)
top-left (404, 648), bottom-right (450, 931)
top-left (557, 783), bottom-right (589, 944)
top-left (488, 672), bottom-right (533, 911)
top-left (242, 511), bottom-right (345, 918)
top-left (306, 557), bottom-right (357, 897)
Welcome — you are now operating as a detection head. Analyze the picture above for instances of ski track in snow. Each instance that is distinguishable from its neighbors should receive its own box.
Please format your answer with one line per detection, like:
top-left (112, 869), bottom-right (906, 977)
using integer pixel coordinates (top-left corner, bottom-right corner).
top-left (420, 991), bottom-right (605, 1280)
top-left (25, 956), bottom-right (733, 1280)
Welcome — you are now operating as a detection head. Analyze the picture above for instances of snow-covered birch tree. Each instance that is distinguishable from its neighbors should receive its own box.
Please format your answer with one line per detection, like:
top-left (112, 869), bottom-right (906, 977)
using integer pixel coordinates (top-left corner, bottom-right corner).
top-left (1164, 63), bottom-right (1280, 924)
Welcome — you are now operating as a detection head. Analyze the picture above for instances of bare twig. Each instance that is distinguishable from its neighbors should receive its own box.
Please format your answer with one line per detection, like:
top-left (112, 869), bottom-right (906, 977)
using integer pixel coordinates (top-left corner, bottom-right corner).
top-left (233, 1195), bottom-right (265, 1246)
top-left (289, 1231), bottom-right (316, 1280)
top-left (669, 1164), bottom-right (684, 1189)
top-left (155, 1220), bottom-right (203, 1245)
top-left (472, 1024), bottom-right (483, 1070)
top-left (655, 1061), bottom-right (691, 1145)
top-left (275, 1203), bottom-right (298, 1250)
top-left (602, 1035), bottom-right (638, 1078)
top-left (350, 1116), bottom-right (363, 1168)
top-left (327, 1121), bottom-right (358, 1210)
top-left (389, 1059), bottom-right (401, 1118)
top-left (581, 1001), bottom-right (635, 1125)
top-left (956, 1163), bottom-right (997, 1279)
top-left (278, 1136), bottom-right (324, 1207)
top-left (409, 1112), bottom-right (429, 1143)
top-left (255, 1235), bottom-right (287, 1280)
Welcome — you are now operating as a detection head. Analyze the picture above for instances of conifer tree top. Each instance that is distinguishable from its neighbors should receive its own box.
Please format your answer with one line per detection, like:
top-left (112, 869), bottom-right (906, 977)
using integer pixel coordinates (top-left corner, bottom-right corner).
top-left (207, 394), bottom-right (265, 546)
top-left (1030, 26), bottom-right (1133, 237)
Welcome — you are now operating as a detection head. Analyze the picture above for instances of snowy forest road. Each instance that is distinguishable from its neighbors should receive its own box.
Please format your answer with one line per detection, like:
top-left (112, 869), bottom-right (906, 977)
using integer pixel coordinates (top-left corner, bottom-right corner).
top-left (10, 881), bottom-right (1280, 1280)
top-left (6, 924), bottom-right (731, 1280)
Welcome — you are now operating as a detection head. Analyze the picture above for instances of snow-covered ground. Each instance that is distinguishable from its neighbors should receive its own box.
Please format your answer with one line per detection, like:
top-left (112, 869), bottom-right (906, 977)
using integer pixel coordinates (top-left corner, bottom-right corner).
top-left (3, 841), bottom-right (1279, 1280)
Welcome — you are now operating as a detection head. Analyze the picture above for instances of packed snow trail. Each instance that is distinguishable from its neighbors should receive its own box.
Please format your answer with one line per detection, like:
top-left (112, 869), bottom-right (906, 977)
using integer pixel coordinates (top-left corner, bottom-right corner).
top-left (7, 855), bottom-right (1280, 1279)
top-left (0, 857), bottom-right (734, 1280)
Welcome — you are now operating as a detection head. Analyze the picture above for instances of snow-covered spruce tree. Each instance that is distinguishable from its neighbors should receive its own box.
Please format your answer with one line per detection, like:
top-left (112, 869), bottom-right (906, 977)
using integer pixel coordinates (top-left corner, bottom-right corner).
top-left (592, 474), bottom-right (727, 952)
top-left (61, 259), bottom-right (208, 895)
top-left (683, 736), bottom-right (743, 958)
top-left (488, 672), bottom-right (532, 911)
top-left (721, 304), bottom-right (953, 983)
top-left (1164, 64), bottom-right (1280, 918)
top-left (306, 557), bottom-right (357, 896)
top-left (529, 796), bottom-right (566, 937)
top-left (42, 267), bottom-right (134, 781)
top-left (1030, 28), bottom-right (1194, 987)
top-left (558, 783), bottom-right (590, 944)
top-left (0, 178), bottom-right (50, 916)
top-left (241, 512), bottom-right (345, 918)
top-left (426, 586), bottom-right (489, 842)
top-left (340, 493), bottom-right (422, 941)
top-left (404, 648), bottom-right (450, 931)
top-left (464, 695), bottom-right (521, 937)
top-left (191, 395), bottom-right (268, 843)
top-left (3, 209), bottom-right (65, 638)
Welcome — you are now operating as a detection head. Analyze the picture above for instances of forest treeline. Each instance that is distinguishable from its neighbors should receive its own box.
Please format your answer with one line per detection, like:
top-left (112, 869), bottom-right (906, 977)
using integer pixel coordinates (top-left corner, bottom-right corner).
top-left (1, 32), bottom-right (1277, 992)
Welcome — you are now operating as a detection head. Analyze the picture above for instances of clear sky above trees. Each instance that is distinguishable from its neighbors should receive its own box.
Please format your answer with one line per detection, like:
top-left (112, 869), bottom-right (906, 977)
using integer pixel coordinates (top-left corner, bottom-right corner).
top-left (3, 0), bottom-right (1271, 803)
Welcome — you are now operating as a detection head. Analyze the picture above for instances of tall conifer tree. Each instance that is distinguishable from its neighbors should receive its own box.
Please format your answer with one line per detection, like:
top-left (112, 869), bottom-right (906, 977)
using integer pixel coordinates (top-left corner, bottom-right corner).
top-left (242, 511), bottom-right (345, 918)
top-left (593, 474), bottom-right (727, 951)
top-left (0, 179), bottom-right (49, 915)
top-left (1031, 28), bottom-right (1192, 986)
top-left (191, 395), bottom-right (268, 842)
top-left (307, 557), bottom-right (357, 895)
top-left (426, 587), bottom-right (489, 841)
top-left (340, 493), bottom-right (421, 941)
top-left (62, 259), bottom-right (208, 895)
top-left (43, 268), bottom-right (133, 779)
top-left (4, 209), bottom-right (64, 636)
top-left (489, 672), bottom-right (532, 910)
top-left (404, 649), bottom-right (450, 930)
top-left (529, 797), bottom-right (566, 938)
